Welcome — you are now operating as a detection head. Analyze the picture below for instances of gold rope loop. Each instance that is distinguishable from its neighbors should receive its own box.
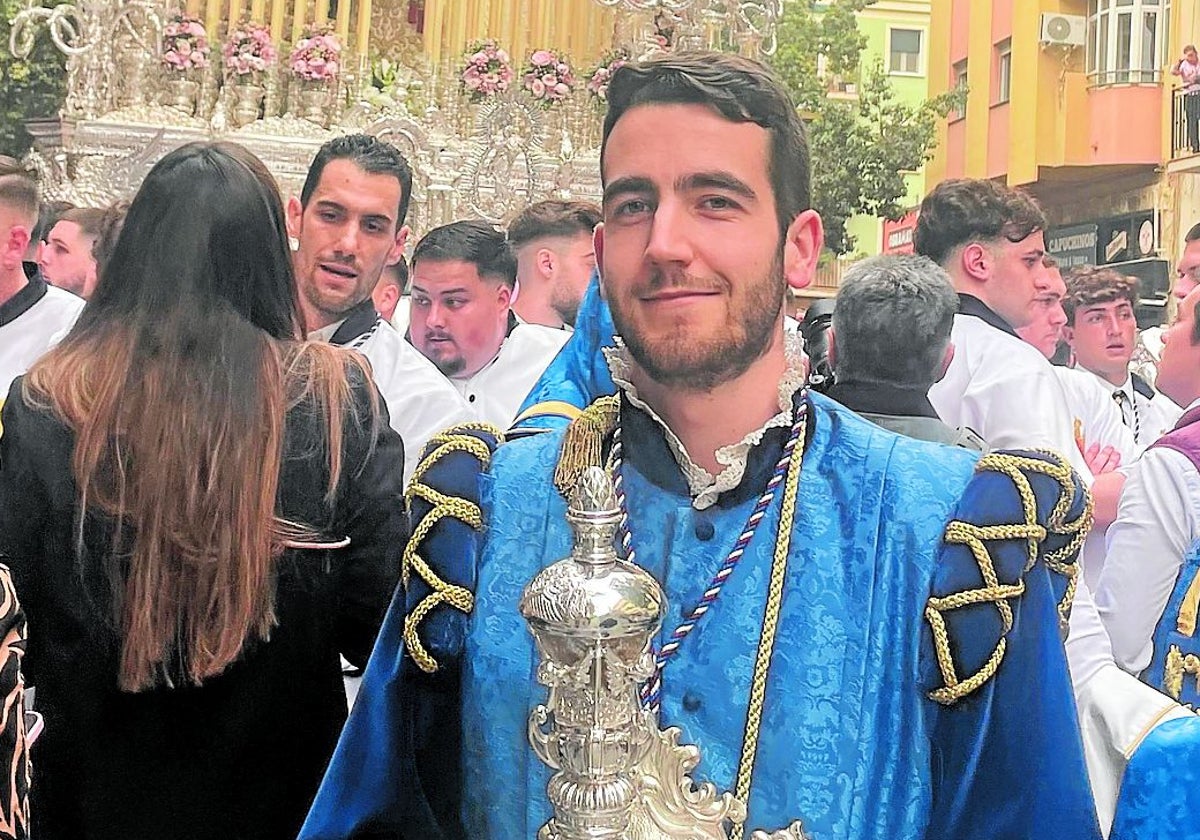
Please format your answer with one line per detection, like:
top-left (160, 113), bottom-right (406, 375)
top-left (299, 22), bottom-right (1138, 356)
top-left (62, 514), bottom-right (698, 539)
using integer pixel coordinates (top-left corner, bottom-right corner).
top-left (401, 425), bottom-right (500, 674)
top-left (924, 450), bottom-right (1092, 705)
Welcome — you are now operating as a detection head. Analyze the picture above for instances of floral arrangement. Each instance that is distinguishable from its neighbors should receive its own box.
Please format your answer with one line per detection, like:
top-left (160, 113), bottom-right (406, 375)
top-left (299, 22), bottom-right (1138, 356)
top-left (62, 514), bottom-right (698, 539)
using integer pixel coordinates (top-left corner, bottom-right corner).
top-left (223, 20), bottom-right (277, 78)
top-left (161, 14), bottom-right (210, 73)
top-left (586, 49), bottom-right (629, 104)
top-left (460, 40), bottom-right (514, 102)
top-left (289, 27), bottom-right (342, 82)
top-left (523, 48), bottom-right (574, 106)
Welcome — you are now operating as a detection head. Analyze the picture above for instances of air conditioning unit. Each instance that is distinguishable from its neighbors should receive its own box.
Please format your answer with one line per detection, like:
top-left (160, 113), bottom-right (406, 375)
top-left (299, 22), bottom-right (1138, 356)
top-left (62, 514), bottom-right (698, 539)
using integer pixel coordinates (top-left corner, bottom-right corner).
top-left (1040, 13), bottom-right (1086, 47)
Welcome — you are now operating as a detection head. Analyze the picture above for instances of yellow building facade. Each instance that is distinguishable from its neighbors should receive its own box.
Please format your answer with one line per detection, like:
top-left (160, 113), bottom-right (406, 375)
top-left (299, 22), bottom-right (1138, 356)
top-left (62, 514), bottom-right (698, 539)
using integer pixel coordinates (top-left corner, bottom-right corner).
top-left (926, 0), bottom-right (1200, 318)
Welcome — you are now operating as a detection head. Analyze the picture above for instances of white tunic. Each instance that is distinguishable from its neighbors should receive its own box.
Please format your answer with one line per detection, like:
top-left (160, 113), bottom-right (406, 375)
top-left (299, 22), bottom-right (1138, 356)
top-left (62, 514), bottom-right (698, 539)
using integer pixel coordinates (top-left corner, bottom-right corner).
top-left (930, 306), bottom-right (1192, 832)
top-left (1096, 398), bottom-right (1200, 674)
top-left (449, 323), bottom-right (569, 429)
top-left (1112, 372), bottom-right (1181, 448)
top-left (929, 312), bottom-right (1093, 480)
top-left (1052, 366), bottom-right (1140, 462)
top-left (0, 280), bottom-right (84, 398)
top-left (310, 317), bottom-right (474, 485)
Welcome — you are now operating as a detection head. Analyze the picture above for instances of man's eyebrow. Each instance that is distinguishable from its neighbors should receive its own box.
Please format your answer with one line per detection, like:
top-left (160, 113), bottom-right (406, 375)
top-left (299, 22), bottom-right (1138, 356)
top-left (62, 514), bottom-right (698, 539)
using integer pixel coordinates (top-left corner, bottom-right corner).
top-left (677, 172), bottom-right (758, 201)
top-left (602, 176), bottom-right (656, 206)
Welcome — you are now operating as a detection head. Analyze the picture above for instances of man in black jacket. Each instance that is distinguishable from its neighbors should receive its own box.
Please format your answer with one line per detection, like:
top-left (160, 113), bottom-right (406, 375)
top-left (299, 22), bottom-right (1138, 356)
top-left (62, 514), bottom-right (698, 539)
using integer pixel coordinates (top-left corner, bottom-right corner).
top-left (825, 253), bottom-right (983, 450)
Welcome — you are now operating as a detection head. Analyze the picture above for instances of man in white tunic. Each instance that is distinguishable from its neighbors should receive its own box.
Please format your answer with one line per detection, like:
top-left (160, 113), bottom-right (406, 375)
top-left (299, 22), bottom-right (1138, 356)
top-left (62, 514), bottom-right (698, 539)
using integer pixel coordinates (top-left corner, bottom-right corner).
top-left (288, 135), bottom-right (473, 484)
top-left (507, 199), bottom-right (600, 330)
top-left (1015, 259), bottom-right (1135, 474)
top-left (0, 164), bottom-right (83, 401)
top-left (409, 220), bottom-right (569, 429)
top-left (915, 177), bottom-right (1192, 834)
top-left (1062, 266), bottom-right (1182, 448)
top-left (1097, 287), bottom-right (1200, 682)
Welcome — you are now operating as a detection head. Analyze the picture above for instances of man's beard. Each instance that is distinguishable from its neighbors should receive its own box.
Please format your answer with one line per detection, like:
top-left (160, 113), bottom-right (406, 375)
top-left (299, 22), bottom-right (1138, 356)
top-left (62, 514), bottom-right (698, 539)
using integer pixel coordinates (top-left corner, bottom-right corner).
top-left (609, 254), bottom-right (785, 392)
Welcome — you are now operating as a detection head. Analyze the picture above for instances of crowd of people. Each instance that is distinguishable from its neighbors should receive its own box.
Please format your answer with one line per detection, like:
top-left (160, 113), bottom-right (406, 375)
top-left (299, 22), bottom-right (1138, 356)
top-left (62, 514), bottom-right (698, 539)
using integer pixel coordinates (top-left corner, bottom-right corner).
top-left (0, 50), bottom-right (1199, 839)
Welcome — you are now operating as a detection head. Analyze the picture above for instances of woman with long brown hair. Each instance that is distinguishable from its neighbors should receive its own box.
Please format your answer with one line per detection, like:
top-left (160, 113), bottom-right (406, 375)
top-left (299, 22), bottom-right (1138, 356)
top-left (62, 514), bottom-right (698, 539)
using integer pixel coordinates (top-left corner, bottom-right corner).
top-left (0, 141), bottom-right (405, 838)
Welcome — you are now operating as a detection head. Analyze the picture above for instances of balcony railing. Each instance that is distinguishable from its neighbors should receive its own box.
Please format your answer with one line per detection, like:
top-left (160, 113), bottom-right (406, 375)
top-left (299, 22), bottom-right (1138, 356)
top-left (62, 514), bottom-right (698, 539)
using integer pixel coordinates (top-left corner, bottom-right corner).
top-left (1172, 87), bottom-right (1200, 159)
top-left (1088, 68), bottom-right (1163, 87)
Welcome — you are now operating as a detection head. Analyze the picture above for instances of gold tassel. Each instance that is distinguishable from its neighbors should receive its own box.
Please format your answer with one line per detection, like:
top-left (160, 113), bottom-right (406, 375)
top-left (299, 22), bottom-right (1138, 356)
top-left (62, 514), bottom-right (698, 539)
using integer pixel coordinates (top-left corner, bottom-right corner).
top-left (1177, 570), bottom-right (1200, 637)
top-left (553, 395), bottom-right (620, 500)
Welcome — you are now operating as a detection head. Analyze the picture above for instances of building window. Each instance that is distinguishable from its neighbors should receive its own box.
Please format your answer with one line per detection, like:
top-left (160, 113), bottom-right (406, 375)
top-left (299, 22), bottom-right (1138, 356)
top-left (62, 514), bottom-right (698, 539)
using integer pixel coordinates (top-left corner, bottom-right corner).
top-left (951, 59), bottom-right (968, 119)
top-left (889, 28), bottom-right (923, 75)
top-left (996, 39), bottom-right (1012, 103)
top-left (1088, 0), bottom-right (1170, 85)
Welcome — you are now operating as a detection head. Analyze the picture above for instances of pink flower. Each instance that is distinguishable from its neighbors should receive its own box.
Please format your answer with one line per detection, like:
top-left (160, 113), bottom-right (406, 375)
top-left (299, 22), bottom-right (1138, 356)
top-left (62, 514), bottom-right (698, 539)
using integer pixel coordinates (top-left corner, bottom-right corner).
top-left (556, 62), bottom-right (569, 74)
top-left (541, 72), bottom-right (557, 86)
top-left (531, 49), bottom-right (554, 67)
top-left (554, 82), bottom-right (569, 97)
top-left (530, 79), bottom-right (546, 98)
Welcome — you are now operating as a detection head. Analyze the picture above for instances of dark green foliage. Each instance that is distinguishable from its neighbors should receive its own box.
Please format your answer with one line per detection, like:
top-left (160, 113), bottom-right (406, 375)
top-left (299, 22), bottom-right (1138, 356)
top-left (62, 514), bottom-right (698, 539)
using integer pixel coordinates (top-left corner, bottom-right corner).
top-left (769, 0), bottom-right (964, 253)
top-left (0, 0), bottom-right (68, 155)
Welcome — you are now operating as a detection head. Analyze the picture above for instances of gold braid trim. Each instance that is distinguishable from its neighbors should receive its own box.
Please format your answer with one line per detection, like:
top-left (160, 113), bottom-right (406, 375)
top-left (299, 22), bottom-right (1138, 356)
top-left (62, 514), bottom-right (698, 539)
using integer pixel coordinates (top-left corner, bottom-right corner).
top-left (925, 450), bottom-right (1093, 706)
top-left (729, 414), bottom-right (806, 840)
top-left (401, 424), bottom-right (502, 674)
top-left (1164, 644), bottom-right (1200, 701)
top-left (552, 395), bottom-right (620, 500)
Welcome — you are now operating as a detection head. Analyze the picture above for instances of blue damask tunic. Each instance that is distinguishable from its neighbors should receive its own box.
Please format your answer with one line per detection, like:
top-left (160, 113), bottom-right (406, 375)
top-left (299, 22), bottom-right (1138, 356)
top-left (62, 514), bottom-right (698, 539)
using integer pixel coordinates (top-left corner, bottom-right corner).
top-left (301, 391), bottom-right (1099, 839)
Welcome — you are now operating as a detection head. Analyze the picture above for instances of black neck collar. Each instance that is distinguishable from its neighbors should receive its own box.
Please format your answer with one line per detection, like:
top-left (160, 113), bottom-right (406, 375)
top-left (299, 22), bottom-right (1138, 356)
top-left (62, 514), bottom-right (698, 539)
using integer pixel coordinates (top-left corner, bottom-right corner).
top-left (328, 298), bottom-right (381, 346)
top-left (958, 293), bottom-right (1018, 338)
top-left (0, 276), bottom-right (47, 328)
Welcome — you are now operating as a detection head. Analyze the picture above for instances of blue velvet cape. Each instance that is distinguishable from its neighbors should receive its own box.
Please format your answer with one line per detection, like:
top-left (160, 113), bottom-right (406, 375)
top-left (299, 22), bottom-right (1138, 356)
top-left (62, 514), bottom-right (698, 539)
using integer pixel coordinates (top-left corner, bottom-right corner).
top-left (301, 394), bottom-right (1099, 839)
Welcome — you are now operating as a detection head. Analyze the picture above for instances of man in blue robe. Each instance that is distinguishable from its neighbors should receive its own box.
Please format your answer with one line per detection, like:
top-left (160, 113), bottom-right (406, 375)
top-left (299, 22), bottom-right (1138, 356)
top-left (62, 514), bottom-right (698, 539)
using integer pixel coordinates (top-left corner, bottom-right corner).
top-left (302, 53), bottom-right (1099, 839)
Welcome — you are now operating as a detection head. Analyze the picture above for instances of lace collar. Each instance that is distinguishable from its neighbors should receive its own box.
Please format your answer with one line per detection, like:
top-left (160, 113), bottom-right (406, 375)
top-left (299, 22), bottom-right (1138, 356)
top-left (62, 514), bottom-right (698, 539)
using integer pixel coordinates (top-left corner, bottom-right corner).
top-left (603, 333), bottom-right (807, 510)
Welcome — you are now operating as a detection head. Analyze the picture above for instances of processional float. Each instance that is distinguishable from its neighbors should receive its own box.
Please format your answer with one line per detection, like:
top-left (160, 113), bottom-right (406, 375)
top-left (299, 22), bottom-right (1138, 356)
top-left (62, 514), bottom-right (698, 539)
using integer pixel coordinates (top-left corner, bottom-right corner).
top-left (9, 0), bottom-right (781, 232)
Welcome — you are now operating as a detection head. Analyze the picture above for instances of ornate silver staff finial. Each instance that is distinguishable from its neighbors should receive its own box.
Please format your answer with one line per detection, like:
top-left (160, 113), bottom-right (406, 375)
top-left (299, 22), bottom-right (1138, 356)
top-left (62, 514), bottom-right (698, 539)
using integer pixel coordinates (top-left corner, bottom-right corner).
top-left (521, 466), bottom-right (749, 840)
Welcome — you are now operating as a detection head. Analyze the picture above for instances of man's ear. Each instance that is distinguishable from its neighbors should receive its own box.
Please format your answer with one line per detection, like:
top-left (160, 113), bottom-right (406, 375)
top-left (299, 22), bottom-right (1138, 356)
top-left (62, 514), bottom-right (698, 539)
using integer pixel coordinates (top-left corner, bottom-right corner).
top-left (826, 327), bottom-right (837, 370)
top-left (783, 210), bottom-right (823, 291)
top-left (1062, 324), bottom-right (1076, 348)
top-left (536, 246), bottom-right (556, 279)
top-left (1, 225), bottom-right (30, 271)
top-left (593, 223), bottom-right (606, 291)
top-left (386, 224), bottom-right (410, 266)
top-left (498, 281), bottom-right (513, 308)
top-left (285, 196), bottom-right (303, 241)
top-left (960, 242), bottom-right (992, 283)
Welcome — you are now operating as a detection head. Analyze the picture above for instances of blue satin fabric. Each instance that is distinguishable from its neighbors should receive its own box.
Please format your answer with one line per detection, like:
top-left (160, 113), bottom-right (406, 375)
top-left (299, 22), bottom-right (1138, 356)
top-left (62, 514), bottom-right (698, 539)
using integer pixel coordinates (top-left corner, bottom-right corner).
top-left (921, 451), bottom-right (1099, 839)
top-left (509, 274), bottom-right (616, 434)
top-left (1111, 715), bottom-right (1200, 840)
top-left (302, 396), bottom-right (1099, 839)
top-left (1144, 540), bottom-right (1200, 706)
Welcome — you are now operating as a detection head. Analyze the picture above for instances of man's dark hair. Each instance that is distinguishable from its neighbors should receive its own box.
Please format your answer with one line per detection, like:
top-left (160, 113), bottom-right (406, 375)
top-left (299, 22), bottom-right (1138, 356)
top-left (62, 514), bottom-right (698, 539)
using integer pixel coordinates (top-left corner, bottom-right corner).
top-left (301, 134), bottom-right (414, 228)
top-left (92, 199), bottom-right (131, 278)
top-left (913, 178), bottom-right (1046, 266)
top-left (380, 256), bottom-right (409, 293)
top-left (56, 206), bottom-right (106, 240)
top-left (601, 52), bottom-right (809, 235)
top-left (33, 199), bottom-right (74, 243)
top-left (832, 254), bottom-right (959, 388)
top-left (1185, 221), bottom-right (1200, 243)
top-left (1062, 265), bottom-right (1139, 325)
top-left (412, 220), bottom-right (517, 288)
top-left (507, 200), bottom-right (601, 249)
top-left (0, 160), bottom-right (39, 227)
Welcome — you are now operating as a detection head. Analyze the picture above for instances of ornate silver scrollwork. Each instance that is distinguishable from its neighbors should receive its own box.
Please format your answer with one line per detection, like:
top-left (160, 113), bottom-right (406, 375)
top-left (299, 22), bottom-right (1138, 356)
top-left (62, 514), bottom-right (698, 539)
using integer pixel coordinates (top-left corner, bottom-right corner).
top-left (522, 467), bottom-right (749, 840)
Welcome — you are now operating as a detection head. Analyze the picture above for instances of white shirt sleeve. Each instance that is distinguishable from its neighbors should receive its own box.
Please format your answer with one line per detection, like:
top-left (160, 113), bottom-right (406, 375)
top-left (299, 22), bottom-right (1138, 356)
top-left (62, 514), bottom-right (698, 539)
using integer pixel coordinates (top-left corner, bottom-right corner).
top-left (932, 335), bottom-right (1093, 481)
top-left (1096, 447), bottom-right (1200, 673)
top-left (360, 325), bottom-right (477, 486)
